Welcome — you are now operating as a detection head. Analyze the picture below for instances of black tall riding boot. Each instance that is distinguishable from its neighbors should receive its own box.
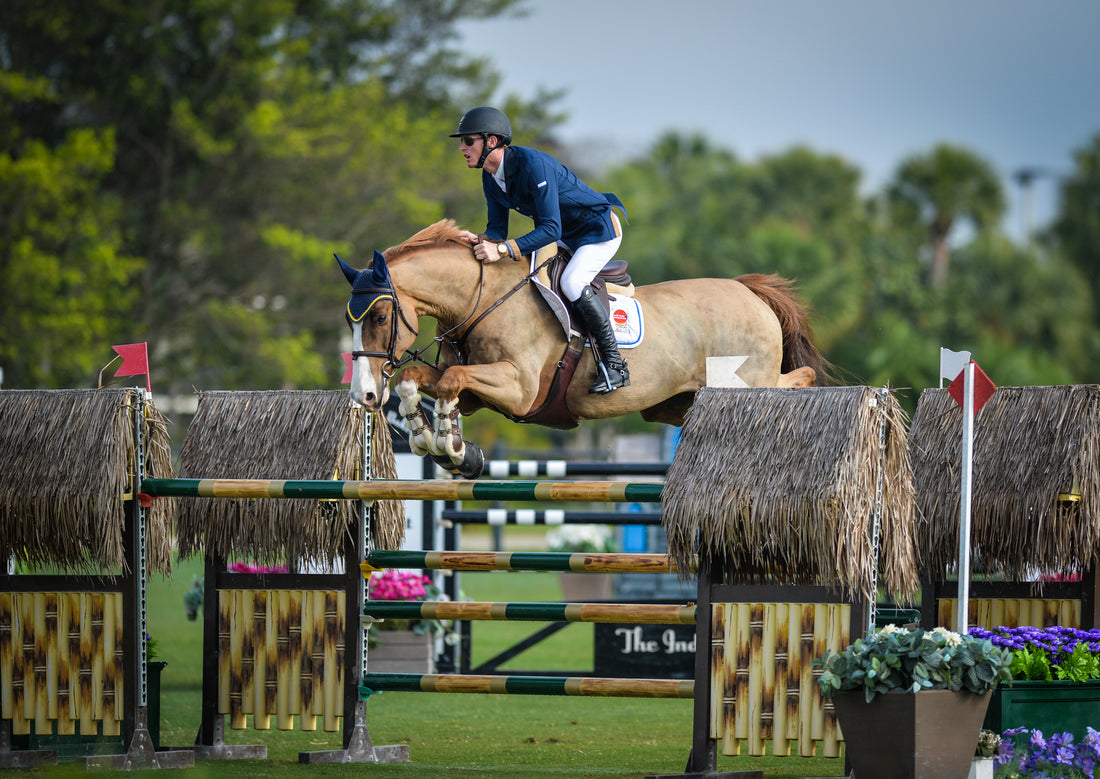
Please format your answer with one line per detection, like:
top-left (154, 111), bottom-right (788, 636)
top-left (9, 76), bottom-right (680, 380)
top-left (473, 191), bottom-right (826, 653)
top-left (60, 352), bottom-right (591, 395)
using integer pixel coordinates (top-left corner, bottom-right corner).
top-left (573, 285), bottom-right (630, 394)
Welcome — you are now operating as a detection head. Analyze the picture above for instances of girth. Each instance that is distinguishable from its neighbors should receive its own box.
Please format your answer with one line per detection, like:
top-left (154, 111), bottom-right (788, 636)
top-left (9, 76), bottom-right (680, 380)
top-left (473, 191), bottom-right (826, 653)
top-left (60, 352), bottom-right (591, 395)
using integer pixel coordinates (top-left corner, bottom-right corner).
top-left (504, 252), bottom-right (633, 428)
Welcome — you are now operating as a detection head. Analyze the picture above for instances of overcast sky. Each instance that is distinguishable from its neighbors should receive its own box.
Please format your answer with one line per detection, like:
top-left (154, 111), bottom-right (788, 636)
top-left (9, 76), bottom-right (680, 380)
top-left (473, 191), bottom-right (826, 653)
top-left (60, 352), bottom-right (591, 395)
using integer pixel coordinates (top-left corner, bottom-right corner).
top-left (457, 0), bottom-right (1100, 243)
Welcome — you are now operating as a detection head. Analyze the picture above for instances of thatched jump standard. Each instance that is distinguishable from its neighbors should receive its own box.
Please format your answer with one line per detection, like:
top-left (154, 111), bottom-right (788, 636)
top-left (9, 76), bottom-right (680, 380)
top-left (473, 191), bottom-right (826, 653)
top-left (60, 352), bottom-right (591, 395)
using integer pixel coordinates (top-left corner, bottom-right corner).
top-left (912, 385), bottom-right (1100, 631)
top-left (173, 390), bottom-right (407, 764)
top-left (0, 389), bottom-right (191, 770)
top-left (658, 386), bottom-right (919, 778)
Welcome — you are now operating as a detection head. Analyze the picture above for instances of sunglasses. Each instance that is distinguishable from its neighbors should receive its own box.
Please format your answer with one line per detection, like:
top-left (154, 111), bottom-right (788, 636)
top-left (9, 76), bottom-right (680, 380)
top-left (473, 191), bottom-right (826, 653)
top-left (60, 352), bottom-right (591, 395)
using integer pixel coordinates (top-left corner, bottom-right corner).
top-left (459, 135), bottom-right (481, 147)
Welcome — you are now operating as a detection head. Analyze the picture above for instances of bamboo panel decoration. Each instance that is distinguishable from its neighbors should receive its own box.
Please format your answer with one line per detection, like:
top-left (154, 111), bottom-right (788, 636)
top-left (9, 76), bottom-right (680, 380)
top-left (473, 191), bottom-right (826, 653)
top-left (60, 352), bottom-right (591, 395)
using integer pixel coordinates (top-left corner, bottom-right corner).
top-left (710, 601), bottom-right (849, 758)
top-left (218, 589), bottom-right (345, 731)
top-left (936, 598), bottom-right (1081, 631)
top-left (0, 592), bottom-right (125, 736)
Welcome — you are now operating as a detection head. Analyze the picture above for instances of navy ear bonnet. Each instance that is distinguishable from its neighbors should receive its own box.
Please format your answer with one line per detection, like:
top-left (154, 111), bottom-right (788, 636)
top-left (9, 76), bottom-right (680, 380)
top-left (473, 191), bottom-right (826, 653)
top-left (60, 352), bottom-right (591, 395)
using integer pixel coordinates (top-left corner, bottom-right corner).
top-left (337, 250), bottom-right (393, 322)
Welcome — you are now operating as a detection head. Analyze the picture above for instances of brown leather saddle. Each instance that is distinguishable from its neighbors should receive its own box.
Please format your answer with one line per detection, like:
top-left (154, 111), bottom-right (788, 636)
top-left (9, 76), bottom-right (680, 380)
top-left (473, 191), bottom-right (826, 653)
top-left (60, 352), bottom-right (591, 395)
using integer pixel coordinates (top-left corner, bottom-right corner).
top-left (544, 250), bottom-right (634, 322)
top-left (508, 248), bottom-right (635, 429)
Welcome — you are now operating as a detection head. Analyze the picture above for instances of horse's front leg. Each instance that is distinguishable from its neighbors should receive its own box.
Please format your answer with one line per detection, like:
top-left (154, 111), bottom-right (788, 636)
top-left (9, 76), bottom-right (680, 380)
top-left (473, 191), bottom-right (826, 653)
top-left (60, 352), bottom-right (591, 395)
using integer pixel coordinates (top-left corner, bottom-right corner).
top-left (429, 362), bottom-right (535, 480)
top-left (393, 378), bottom-right (435, 457)
top-left (393, 364), bottom-right (500, 480)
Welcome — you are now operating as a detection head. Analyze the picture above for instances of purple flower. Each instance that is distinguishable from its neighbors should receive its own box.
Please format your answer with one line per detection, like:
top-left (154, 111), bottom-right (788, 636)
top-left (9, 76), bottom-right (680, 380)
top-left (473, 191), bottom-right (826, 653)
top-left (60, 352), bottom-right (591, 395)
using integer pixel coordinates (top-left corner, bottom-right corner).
top-left (1086, 727), bottom-right (1100, 757)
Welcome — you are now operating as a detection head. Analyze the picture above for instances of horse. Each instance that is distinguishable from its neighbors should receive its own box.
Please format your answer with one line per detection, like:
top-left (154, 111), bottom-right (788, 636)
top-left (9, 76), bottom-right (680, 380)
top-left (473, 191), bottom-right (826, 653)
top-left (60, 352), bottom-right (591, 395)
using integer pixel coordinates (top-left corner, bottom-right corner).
top-left (339, 219), bottom-right (827, 478)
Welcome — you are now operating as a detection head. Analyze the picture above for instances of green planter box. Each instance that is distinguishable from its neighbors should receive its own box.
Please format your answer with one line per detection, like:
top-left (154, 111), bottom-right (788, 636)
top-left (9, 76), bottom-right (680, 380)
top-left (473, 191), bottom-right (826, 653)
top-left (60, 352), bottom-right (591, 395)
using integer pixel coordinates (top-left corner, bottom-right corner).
top-left (14, 661), bottom-right (166, 760)
top-left (984, 680), bottom-right (1100, 741)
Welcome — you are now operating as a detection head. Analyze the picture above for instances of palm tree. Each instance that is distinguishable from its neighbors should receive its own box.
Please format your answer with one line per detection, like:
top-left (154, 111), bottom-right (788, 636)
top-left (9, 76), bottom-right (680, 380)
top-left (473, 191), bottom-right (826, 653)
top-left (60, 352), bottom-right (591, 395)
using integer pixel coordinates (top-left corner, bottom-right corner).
top-left (887, 144), bottom-right (1005, 286)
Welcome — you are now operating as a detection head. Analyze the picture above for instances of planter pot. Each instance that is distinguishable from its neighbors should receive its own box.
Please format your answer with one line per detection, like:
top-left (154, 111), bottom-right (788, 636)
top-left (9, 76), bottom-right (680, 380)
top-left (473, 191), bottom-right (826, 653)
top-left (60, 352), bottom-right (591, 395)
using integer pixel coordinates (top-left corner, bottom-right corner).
top-left (984, 679), bottom-right (1100, 742)
top-left (368, 631), bottom-right (434, 674)
top-left (968, 757), bottom-right (994, 779)
top-left (558, 572), bottom-right (612, 601)
top-left (833, 689), bottom-right (992, 779)
top-left (147, 660), bottom-right (166, 749)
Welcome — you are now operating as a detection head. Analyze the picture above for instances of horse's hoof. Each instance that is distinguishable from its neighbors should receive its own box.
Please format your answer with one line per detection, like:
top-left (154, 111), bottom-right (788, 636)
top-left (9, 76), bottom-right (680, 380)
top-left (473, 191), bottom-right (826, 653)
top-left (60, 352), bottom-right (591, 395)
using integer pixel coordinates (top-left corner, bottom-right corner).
top-left (430, 442), bottom-right (484, 480)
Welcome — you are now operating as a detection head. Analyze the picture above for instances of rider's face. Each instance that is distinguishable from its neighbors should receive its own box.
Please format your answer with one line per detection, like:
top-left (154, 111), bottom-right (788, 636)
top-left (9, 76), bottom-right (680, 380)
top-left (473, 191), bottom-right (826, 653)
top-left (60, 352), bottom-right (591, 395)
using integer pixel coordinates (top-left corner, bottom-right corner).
top-left (459, 135), bottom-right (483, 168)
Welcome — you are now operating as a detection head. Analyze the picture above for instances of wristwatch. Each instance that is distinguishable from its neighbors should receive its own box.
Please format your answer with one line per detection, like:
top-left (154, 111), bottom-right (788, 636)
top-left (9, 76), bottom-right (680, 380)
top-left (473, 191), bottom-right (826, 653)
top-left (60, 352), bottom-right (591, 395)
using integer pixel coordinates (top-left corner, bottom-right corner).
top-left (497, 242), bottom-right (510, 258)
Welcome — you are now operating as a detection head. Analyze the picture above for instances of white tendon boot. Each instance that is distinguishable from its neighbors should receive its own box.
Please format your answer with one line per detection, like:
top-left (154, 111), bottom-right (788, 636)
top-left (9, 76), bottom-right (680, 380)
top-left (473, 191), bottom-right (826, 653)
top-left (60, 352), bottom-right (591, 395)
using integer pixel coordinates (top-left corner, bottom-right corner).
top-left (396, 380), bottom-right (433, 457)
top-left (431, 397), bottom-right (484, 479)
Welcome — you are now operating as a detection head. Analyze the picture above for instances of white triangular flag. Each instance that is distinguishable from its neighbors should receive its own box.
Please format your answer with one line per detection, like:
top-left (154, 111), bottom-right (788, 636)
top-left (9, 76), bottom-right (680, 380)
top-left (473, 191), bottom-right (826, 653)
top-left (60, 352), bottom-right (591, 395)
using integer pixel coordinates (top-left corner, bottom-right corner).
top-left (706, 356), bottom-right (749, 388)
top-left (939, 347), bottom-right (971, 388)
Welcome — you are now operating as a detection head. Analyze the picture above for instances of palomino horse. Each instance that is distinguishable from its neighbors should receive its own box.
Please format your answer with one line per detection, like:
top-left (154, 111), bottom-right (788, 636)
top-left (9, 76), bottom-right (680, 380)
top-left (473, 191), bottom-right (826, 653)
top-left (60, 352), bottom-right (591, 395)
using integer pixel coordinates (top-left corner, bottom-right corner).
top-left (339, 220), bottom-right (827, 478)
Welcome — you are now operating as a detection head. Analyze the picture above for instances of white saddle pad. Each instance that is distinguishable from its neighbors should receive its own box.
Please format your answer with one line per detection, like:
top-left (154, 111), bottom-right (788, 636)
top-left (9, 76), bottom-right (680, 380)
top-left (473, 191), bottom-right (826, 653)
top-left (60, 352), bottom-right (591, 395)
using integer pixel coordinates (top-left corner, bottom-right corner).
top-left (608, 293), bottom-right (643, 349)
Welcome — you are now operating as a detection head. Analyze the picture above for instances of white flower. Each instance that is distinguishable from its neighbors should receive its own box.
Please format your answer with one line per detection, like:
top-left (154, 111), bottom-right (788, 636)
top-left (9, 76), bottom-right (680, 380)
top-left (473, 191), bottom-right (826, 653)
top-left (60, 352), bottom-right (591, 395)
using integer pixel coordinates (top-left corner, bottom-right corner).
top-left (545, 524), bottom-right (613, 553)
top-left (878, 623), bottom-right (908, 636)
top-left (928, 626), bottom-right (963, 646)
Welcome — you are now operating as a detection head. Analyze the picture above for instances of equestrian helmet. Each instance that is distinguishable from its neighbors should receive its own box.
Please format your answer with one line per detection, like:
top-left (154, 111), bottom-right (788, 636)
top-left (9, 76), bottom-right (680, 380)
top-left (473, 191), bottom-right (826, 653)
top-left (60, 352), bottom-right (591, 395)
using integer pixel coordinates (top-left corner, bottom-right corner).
top-left (450, 106), bottom-right (513, 146)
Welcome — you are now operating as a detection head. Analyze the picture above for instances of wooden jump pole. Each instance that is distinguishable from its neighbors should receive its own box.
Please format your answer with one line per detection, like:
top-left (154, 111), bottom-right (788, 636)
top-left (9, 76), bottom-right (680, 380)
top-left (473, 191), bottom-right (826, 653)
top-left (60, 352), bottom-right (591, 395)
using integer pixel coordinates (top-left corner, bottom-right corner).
top-left (360, 673), bottom-right (694, 699)
top-left (362, 601), bottom-right (696, 625)
top-left (361, 550), bottom-right (682, 574)
top-left (140, 478), bottom-right (662, 503)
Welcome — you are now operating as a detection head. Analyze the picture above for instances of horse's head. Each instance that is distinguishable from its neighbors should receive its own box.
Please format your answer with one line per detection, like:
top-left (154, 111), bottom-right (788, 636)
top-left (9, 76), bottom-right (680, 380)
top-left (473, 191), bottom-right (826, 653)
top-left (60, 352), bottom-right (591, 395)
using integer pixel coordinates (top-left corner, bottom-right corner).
top-left (338, 251), bottom-right (416, 409)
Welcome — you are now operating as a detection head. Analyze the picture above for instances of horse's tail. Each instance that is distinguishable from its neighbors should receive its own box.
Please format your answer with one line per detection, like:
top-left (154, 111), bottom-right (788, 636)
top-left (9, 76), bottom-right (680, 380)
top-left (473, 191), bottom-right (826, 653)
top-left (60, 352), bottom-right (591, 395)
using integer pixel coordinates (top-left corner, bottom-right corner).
top-left (736, 273), bottom-right (833, 385)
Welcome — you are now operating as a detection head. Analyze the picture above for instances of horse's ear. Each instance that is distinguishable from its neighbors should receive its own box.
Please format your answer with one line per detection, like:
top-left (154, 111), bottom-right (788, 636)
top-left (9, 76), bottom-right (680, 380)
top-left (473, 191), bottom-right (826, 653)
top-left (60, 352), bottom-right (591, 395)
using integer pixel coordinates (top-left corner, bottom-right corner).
top-left (335, 253), bottom-right (359, 285)
top-left (370, 250), bottom-right (390, 286)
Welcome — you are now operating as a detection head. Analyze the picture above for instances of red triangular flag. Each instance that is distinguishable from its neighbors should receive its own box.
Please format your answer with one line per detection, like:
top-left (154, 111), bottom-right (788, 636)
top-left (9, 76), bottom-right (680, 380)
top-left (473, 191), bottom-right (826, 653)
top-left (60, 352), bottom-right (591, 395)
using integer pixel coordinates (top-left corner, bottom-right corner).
top-left (947, 361), bottom-right (996, 413)
top-left (112, 342), bottom-right (151, 392)
top-left (341, 353), bottom-right (353, 384)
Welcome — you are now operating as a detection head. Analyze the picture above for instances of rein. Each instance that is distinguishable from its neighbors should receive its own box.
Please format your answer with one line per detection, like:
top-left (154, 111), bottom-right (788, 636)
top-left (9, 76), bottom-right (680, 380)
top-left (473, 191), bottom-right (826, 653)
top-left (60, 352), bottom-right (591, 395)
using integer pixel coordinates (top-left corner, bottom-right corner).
top-left (445, 251), bottom-right (559, 364)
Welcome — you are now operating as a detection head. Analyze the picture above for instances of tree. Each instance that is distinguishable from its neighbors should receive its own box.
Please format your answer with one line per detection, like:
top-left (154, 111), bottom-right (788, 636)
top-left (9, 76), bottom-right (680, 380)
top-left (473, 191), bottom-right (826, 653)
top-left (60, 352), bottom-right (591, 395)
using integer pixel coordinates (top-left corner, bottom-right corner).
top-left (1051, 132), bottom-right (1100, 331)
top-left (0, 72), bottom-right (142, 387)
top-left (0, 0), bottom-right (528, 390)
top-left (886, 144), bottom-right (1005, 286)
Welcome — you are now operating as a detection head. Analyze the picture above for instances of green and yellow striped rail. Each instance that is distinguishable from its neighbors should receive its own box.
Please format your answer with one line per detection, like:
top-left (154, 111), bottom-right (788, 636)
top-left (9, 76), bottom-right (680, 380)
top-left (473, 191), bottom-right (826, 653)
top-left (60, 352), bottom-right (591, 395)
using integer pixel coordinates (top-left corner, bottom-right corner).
top-left (361, 550), bottom-right (683, 574)
top-left (362, 601), bottom-right (696, 625)
top-left (140, 478), bottom-right (663, 503)
top-left (360, 673), bottom-right (694, 699)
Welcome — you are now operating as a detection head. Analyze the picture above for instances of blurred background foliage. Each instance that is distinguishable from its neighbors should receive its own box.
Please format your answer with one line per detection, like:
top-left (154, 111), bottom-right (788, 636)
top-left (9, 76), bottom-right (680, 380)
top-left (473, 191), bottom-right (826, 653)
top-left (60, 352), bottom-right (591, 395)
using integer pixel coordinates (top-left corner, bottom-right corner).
top-left (3, 0), bottom-right (1099, 452)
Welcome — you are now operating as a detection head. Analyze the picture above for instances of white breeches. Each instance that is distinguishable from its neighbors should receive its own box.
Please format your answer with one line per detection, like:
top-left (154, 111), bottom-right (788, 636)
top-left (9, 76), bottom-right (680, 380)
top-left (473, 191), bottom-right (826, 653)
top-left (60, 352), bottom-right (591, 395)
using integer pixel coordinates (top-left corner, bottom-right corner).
top-left (559, 213), bottom-right (623, 302)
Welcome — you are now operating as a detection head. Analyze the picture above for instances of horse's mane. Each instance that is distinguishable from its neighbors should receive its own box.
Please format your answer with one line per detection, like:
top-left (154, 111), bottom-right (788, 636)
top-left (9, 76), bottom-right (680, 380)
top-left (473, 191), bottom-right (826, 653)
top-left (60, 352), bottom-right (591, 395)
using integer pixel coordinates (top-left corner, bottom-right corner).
top-left (383, 219), bottom-right (471, 263)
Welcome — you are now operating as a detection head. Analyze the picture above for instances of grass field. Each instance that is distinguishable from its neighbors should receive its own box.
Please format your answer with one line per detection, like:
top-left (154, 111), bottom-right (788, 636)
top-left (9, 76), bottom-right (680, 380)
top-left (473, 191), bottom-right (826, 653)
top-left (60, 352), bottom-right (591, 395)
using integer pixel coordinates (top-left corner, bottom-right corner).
top-left (10, 526), bottom-right (846, 778)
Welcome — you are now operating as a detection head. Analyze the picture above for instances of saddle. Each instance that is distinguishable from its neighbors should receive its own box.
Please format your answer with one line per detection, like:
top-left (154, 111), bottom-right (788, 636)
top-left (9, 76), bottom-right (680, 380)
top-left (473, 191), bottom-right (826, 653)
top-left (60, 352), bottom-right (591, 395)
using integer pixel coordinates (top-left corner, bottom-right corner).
top-left (541, 245), bottom-right (635, 319)
top-left (508, 246), bottom-right (635, 429)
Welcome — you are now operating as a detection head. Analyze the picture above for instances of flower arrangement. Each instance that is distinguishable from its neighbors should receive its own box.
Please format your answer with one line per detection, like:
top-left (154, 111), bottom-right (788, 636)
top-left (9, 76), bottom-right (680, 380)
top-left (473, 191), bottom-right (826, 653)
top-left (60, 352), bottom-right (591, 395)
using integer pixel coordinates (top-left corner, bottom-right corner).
top-left (145, 631), bottom-right (160, 661)
top-left (366, 569), bottom-right (457, 649)
top-left (970, 626), bottom-right (1100, 682)
top-left (977, 729), bottom-right (1002, 758)
top-left (227, 561), bottom-right (288, 574)
top-left (994, 727), bottom-right (1100, 778)
top-left (183, 576), bottom-right (204, 621)
top-left (545, 524), bottom-right (616, 554)
top-left (815, 624), bottom-right (1013, 703)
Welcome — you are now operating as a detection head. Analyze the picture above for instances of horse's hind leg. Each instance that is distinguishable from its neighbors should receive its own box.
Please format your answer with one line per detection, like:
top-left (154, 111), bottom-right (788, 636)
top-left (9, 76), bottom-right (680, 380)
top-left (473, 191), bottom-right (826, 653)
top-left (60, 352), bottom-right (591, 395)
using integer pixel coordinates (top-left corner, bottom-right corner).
top-left (639, 392), bottom-right (698, 426)
top-left (778, 367), bottom-right (816, 388)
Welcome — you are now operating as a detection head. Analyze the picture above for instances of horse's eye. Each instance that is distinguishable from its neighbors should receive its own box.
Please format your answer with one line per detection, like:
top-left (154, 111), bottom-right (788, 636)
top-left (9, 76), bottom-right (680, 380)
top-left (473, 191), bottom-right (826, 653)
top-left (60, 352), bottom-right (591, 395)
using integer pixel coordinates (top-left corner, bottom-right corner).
top-left (372, 312), bottom-right (387, 327)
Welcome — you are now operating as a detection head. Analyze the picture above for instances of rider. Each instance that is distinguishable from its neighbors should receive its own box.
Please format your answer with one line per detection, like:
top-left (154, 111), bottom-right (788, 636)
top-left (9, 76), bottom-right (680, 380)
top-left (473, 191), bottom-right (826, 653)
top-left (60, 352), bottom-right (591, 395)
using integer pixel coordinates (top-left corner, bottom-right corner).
top-left (451, 106), bottom-right (630, 394)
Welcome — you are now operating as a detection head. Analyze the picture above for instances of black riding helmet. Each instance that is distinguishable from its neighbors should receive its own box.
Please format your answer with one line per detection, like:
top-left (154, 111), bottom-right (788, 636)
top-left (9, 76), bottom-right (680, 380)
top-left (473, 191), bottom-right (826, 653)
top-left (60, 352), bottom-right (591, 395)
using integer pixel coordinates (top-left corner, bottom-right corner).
top-left (450, 106), bottom-right (512, 168)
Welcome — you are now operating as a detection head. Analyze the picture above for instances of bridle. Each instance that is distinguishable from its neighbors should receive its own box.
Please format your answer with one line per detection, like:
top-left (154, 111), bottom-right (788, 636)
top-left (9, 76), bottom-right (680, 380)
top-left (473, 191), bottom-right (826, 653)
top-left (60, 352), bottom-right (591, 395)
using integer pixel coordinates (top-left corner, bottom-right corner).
top-left (347, 284), bottom-right (420, 379)
top-left (347, 250), bottom-right (560, 378)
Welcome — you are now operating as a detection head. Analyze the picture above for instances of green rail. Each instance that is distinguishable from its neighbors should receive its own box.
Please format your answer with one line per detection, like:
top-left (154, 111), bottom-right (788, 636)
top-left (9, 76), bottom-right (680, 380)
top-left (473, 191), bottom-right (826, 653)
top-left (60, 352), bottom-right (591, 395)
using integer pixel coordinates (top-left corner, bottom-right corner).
top-left (360, 673), bottom-right (694, 699)
top-left (362, 601), bottom-right (696, 624)
top-left (140, 478), bottom-right (662, 503)
top-left (362, 550), bottom-right (680, 574)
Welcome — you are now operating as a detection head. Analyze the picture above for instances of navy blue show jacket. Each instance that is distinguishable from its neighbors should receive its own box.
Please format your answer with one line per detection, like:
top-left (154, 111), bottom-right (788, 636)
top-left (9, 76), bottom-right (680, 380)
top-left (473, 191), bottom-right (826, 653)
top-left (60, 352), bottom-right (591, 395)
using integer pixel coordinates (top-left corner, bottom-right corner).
top-left (482, 145), bottom-right (627, 258)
